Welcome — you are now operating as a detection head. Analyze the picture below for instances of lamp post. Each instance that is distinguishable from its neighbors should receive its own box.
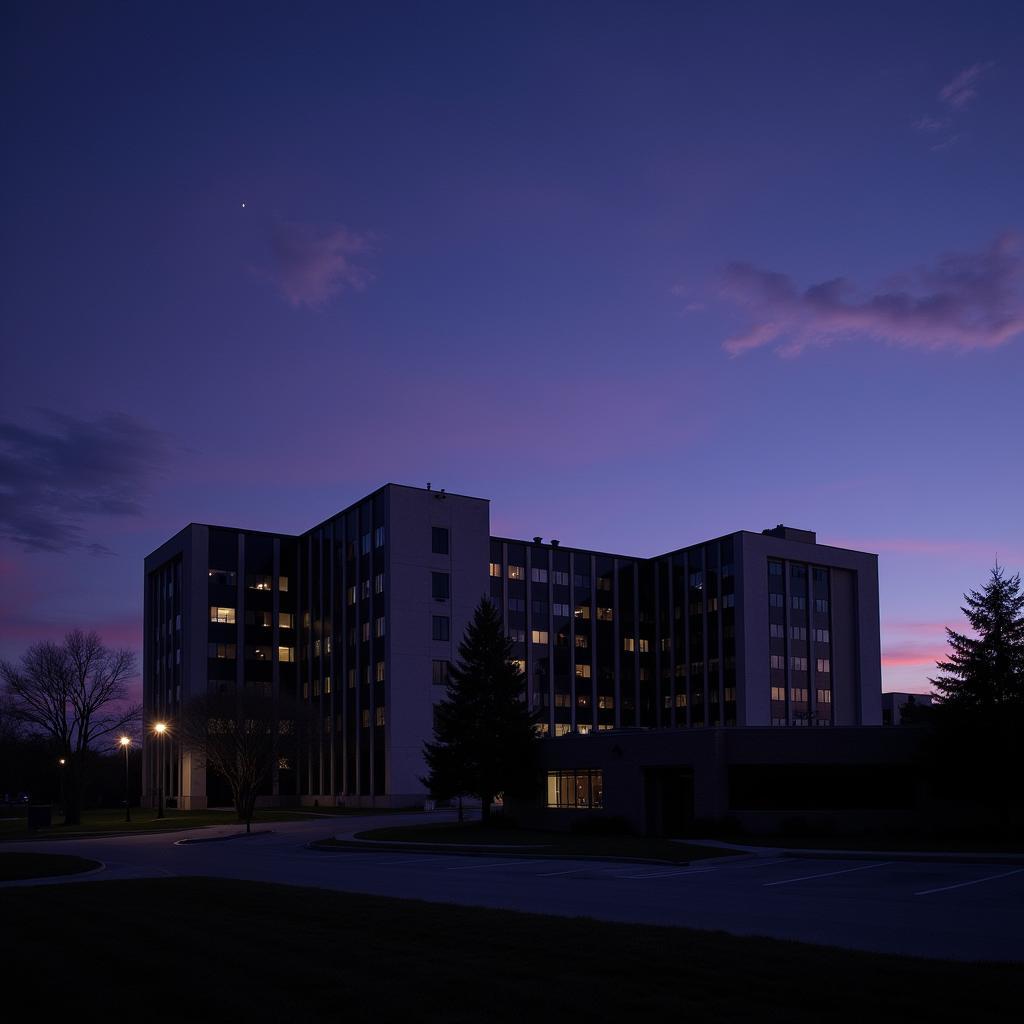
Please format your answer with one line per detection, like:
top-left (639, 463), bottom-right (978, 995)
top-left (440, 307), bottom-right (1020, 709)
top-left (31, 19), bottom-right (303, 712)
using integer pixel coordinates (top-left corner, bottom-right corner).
top-left (119, 737), bottom-right (132, 823)
top-left (153, 721), bottom-right (168, 819)
top-left (57, 757), bottom-right (66, 818)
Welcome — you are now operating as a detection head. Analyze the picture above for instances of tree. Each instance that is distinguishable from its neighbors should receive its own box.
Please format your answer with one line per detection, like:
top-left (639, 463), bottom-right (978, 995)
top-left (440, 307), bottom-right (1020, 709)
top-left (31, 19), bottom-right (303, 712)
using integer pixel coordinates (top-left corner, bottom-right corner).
top-left (422, 598), bottom-right (539, 824)
top-left (926, 564), bottom-right (1024, 822)
top-left (931, 563), bottom-right (1024, 712)
top-left (179, 688), bottom-right (308, 833)
top-left (1, 630), bottom-right (140, 824)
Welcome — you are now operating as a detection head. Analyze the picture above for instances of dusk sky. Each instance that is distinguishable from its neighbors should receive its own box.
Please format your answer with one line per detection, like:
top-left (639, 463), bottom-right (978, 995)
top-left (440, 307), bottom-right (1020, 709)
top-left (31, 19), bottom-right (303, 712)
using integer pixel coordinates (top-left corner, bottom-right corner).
top-left (3, 1), bottom-right (1023, 699)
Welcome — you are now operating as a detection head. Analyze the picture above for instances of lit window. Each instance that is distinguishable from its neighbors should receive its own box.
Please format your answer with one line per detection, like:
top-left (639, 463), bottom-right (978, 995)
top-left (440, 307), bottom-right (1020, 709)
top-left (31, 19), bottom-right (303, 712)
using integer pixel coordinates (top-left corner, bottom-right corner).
top-left (596, 607), bottom-right (613, 622)
top-left (313, 640), bottom-right (321, 656)
top-left (817, 689), bottom-right (832, 703)
top-left (554, 723), bottom-right (572, 736)
top-left (675, 693), bottom-right (687, 708)
top-left (771, 686), bottom-right (786, 701)
top-left (531, 567), bottom-right (548, 583)
top-left (546, 770), bottom-right (603, 809)
top-left (508, 565), bottom-right (525, 580)
top-left (210, 606), bottom-right (235, 624)
top-left (770, 623), bottom-right (785, 639)
top-left (375, 616), bottom-right (386, 638)
top-left (577, 693), bottom-right (591, 707)
top-left (816, 658), bottom-right (831, 674)
top-left (724, 687), bottom-right (736, 702)
top-left (324, 676), bottom-right (332, 695)
top-left (574, 605), bottom-right (591, 620)
top-left (770, 655), bottom-right (784, 670)
top-left (575, 634), bottom-right (589, 649)
top-left (249, 575), bottom-right (272, 591)
top-left (623, 637), bottom-right (635, 652)
top-left (531, 629), bottom-right (548, 645)
top-left (278, 646), bottom-right (295, 663)
top-left (597, 695), bottom-right (614, 709)
top-left (374, 573), bottom-right (385, 594)
top-left (375, 706), bottom-right (386, 726)
top-left (278, 576), bottom-right (289, 592)
top-left (639, 639), bottom-right (649, 653)
top-left (432, 616), bottom-right (450, 641)
top-left (575, 664), bottom-right (591, 679)
top-left (279, 612), bottom-right (294, 629)
top-left (577, 724), bottom-right (592, 735)
top-left (511, 659), bottom-right (526, 674)
top-left (791, 687), bottom-right (808, 702)
top-left (489, 562), bottom-right (502, 578)
top-left (375, 661), bottom-right (385, 682)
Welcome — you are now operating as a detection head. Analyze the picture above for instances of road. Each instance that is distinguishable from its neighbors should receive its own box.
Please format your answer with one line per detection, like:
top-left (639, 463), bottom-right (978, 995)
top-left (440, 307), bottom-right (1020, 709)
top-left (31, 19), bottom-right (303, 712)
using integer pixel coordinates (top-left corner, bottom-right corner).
top-left (3, 813), bottom-right (1022, 962)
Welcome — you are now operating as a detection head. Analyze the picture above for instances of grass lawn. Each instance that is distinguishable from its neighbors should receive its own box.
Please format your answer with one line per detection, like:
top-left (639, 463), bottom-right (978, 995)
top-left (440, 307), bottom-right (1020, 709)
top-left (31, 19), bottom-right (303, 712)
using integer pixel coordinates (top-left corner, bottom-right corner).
top-left (0, 852), bottom-right (100, 880)
top-left (0, 878), bottom-right (1019, 1021)
top-left (0, 805), bottom-right (403, 840)
top-left (340, 821), bottom-right (738, 863)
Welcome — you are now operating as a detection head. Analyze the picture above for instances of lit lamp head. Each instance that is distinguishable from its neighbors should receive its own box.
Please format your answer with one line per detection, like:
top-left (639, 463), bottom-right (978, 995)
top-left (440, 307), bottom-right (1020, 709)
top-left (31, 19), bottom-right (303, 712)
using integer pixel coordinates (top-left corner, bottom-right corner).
top-left (119, 736), bottom-right (132, 749)
top-left (58, 758), bottom-right (66, 766)
top-left (153, 721), bottom-right (168, 736)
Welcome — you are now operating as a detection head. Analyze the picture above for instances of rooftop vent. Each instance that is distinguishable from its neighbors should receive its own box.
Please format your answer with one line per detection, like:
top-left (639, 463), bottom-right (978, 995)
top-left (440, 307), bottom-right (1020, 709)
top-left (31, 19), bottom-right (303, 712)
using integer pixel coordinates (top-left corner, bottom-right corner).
top-left (762, 524), bottom-right (816, 544)
top-left (550, 539), bottom-right (560, 547)
top-left (533, 536), bottom-right (543, 545)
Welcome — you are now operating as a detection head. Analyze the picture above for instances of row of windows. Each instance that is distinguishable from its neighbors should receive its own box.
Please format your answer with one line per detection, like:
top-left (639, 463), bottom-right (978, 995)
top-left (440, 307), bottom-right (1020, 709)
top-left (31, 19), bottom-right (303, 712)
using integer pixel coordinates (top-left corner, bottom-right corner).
top-left (769, 655), bottom-right (831, 672)
top-left (343, 662), bottom-right (387, 688)
top-left (209, 607), bottom-right (296, 628)
top-left (208, 571), bottom-right (291, 592)
top-left (770, 686), bottom-right (834, 703)
top-left (347, 575), bottom-right (386, 604)
top-left (770, 624), bottom-right (830, 642)
top-left (769, 563), bottom-right (828, 582)
top-left (770, 594), bottom-right (829, 612)
top-left (208, 643), bottom-right (295, 662)
top-left (546, 770), bottom-right (604, 810)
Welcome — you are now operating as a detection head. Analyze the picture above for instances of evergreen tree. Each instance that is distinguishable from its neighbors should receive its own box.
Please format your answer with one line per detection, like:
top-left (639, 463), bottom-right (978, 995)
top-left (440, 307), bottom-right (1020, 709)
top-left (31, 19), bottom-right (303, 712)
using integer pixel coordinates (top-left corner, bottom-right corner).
top-left (422, 598), bottom-right (539, 824)
top-left (930, 564), bottom-right (1024, 713)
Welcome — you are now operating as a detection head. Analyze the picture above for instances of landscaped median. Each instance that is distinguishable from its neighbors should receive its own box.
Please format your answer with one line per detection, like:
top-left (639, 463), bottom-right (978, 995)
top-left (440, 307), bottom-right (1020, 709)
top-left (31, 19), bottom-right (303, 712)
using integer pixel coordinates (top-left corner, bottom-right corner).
top-left (313, 821), bottom-right (741, 865)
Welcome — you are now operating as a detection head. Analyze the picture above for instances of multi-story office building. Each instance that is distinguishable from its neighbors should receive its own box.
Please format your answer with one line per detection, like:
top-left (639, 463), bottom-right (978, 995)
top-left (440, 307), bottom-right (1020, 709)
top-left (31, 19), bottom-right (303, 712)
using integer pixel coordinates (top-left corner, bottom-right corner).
top-left (142, 484), bottom-right (881, 810)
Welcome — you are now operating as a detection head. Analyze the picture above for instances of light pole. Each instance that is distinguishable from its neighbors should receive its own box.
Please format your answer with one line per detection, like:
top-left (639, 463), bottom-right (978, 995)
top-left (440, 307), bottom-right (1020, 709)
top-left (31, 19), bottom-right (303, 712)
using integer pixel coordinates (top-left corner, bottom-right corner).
top-left (153, 721), bottom-right (168, 819)
top-left (119, 736), bottom-right (132, 823)
top-left (57, 758), bottom-right (66, 818)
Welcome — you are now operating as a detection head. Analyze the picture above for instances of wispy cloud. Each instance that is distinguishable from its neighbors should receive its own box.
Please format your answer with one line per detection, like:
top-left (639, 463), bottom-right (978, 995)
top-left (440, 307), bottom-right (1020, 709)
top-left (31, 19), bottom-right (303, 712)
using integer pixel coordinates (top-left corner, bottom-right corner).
top-left (939, 61), bottom-right (995, 111)
top-left (716, 232), bottom-right (1024, 357)
top-left (267, 222), bottom-right (372, 308)
top-left (0, 411), bottom-right (169, 554)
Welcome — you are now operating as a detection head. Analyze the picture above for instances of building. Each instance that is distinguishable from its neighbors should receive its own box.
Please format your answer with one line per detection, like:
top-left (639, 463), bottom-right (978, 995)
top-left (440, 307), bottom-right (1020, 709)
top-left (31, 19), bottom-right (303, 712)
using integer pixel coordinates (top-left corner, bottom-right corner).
top-left (881, 691), bottom-right (934, 725)
top-left (142, 484), bottom-right (881, 810)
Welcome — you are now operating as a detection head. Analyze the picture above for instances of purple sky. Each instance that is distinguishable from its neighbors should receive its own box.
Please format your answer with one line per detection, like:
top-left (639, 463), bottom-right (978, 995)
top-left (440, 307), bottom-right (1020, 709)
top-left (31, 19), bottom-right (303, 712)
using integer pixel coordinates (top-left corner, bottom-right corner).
top-left (3, 2), bottom-right (1023, 700)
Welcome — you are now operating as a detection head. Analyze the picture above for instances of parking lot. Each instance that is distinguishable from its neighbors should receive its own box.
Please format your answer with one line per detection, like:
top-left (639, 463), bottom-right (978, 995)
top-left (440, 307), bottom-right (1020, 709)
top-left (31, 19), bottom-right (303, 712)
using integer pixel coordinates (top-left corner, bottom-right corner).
top-left (3, 816), bottom-right (1021, 962)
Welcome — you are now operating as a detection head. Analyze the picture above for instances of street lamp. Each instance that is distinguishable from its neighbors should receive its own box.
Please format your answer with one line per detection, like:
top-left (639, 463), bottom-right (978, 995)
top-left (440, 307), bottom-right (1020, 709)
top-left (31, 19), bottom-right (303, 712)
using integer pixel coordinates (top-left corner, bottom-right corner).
top-left (57, 758), bottom-right (66, 818)
top-left (153, 721), bottom-right (168, 819)
top-left (119, 737), bottom-right (132, 823)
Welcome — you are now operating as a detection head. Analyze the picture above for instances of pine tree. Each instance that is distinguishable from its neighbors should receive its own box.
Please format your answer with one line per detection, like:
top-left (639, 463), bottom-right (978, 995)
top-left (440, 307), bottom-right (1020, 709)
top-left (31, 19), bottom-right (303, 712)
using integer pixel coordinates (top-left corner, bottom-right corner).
top-left (930, 564), bottom-right (1024, 713)
top-left (422, 598), bottom-right (539, 824)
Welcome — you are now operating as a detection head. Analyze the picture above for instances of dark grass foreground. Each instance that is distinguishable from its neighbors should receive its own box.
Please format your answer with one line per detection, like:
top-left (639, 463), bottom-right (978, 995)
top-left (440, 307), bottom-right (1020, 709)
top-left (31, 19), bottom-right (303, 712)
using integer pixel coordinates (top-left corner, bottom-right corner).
top-left (1, 879), bottom-right (1020, 1022)
top-left (0, 852), bottom-right (100, 880)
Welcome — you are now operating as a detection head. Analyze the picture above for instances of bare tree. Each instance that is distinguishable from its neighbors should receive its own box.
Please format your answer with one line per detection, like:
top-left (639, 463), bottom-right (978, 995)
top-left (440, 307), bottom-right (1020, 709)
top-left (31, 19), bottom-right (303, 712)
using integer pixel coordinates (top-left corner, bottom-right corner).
top-left (1, 629), bottom-right (140, 824)
top-left (180, 689), bottom-right (307, 834)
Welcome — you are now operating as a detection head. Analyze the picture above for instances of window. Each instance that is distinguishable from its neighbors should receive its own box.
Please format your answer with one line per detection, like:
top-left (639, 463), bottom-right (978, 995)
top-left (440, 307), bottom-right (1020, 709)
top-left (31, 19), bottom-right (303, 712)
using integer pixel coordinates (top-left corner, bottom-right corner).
top-left (361, 622), bottom-right (370, 642)
top-left (360, 533), bottom-right (371, 555)
top-left (769, 593), bottom-right (784, 608)
top-left (769, 562), bottom-right (783, 577)
top-left (208, 643), bottom-right (236, 659)
top-left (770, 623), bottom-right (785, 639)
top-left (249, 575), bottom-right (272, 591)
top-left (375, 706), bottom-right (386, 726)
top-left (546, 770), bottom-right (604, 809)
top-left (279, 612), bottom-right (294, 629)
top-left (508, 565), bottom-right (525, 580)
top-left (375, 616), bottom-right (386, 638)
top-left (432, 616), bottom-right (450, 641)
top-left (361, 579), bottom-right (371, 600)
top-left (771, 686), bottom-right (786, 701)
top-left (814, 628), bottom-right (830, 643)
top-left (208, 569), bottom-right (236, 586)
top-left (347, 586), bottom-right (356, 605)
top-left (532, 600), bottom-right (548, 615)
top-left (210, 606), bottom-right (235, 624)
top-left (815, 599), bottom-right (829, 613)
top-left (791, 687), bottom-right (808, 702)
top-left (575, 634), bottom-right (588, 649)
top-left (575, 663), bottom-right (591, 679)
top-left (324, 676), bottom-right (332, 694)
top-left (574, 605), bottom-right (591, 620)
top-left (770, 655), bottom-right (785, 670)
top-left (639, 639), bottom-right (649, 653)
top-left (511, 659), bottom-right (526, 674)
top-left (596, 607), bottom-right (613, 622)
top-left (553, 602), bottom-right (570, 617)
top-left (597, 577), bottom-right (612, 592)
top-left (278, 646), bottom-right (295, 663)
top-left (554, 693), bottom-right (572, 707)
top-left (554, 723), bottom-right (571, 736)
top-left (374, 526), bottom-right (385, 548)
top-left (246, 644), bottom-right (271, 660)
top-left (432, 572), bottom-right (450, 600)
top-left (507, 627), bottom-right (526, 643)
top-left (597, 695), bottom-right (614, 709)
top-left (813, 568), bottom-right (828, 584)
top-left (623, 637), bottom-right (635, 652)
top-left (489, 562), bottom-right (502, 578)
top-left (722, 593), bottom-right (735, 608)
top-left (721, 562), bottom-right (735, 577)
top-left (531, 629), bottom-right (549, 645)
top-left (791, 656), bottom-right (808, 671)
top-left (573, 573), bottom-right (589, 589)
top-left (278, 576), bottom-right (289, 592)
top-left (347, 669), bottom-right (355, 689)
top-left (675, 693), bottom-right (688, 708)
top-left (375, 661), bottom-right (385, 682)
top-left (577, 693), bottom-right (591, 708)
top-left (361, 709), bottom-right (370, 728)
top-left (531, 567), bottom-right (548, 583)
top-left (724, 687), bottom-right (736, 702)
top-left (792, 595), bottom-right (807, 610)
top-left (791, 564), bottom-right (807, 579)
top-left (313, 678), bottom-right (320, 697)
top-left (790, 626), bottom-right (807, 641)
top-left (817, 689), bottom-right (832, 703)
top-left (374, 573), bottom-right (385, 594)
top-left (508, 598), bottom-right (525, 612)
top-left (432, 527), bottom-right (449, 555)
top-left (432, 660), bottom-right (450, 685)
top-left (553, 571), bottom-right (569, 586)
top-left (816, 658), bottom-right (831, 674)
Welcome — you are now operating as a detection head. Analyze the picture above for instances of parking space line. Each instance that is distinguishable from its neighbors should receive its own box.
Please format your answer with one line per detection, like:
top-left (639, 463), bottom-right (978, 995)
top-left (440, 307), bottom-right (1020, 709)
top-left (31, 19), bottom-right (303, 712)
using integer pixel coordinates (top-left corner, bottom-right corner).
top-left (443, 859), bottom-right (547, 871)
top-left (915, 867), bottom-right (1024, 896)
top-left (536, 867), bottom-right (590, 877)
top-left (763, 862), bottom-right (891, 887)
top-left (615, 867), bottom-right (717, 880)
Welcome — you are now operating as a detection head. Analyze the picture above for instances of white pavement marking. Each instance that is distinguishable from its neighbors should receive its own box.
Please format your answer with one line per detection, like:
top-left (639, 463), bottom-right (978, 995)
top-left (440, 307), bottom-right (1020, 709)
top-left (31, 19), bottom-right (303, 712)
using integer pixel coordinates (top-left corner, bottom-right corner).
top-left (443, 859), bottom-right (546, 871)
top-left (616, 867), bottom-right (717, 880)
top-left (536, 867), bottom-right (591, 877)
top-left (915, 868), bottom-right (1024, 897)
top-left (763, 862), bottom-right (891, 887)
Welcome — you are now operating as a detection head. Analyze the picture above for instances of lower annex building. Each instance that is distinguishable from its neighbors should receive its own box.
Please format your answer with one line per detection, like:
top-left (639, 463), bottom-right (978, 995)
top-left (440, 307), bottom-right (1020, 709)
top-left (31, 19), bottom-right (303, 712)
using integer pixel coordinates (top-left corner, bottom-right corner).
top-left (142, 483), bottom-right (882, 810)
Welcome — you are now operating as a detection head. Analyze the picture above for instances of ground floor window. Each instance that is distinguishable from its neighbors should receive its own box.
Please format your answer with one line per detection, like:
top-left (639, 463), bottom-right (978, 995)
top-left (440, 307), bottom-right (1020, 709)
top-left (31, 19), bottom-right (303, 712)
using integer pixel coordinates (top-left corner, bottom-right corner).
top-left (546, 769), bottom-right (603, 809)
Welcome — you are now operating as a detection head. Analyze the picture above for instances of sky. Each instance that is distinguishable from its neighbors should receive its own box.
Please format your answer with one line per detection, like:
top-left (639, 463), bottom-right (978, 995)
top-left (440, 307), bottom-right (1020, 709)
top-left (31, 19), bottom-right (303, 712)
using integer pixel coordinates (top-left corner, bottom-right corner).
top-left (3, 1), bottom-right (1023, 699)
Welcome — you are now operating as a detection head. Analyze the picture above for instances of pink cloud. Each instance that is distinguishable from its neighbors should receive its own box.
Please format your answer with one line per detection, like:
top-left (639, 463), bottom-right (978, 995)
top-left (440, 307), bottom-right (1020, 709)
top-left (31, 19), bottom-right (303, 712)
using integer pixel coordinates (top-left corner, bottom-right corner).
top-left (717, 232), bottom-right (1024, 357)
top-left (939, 62), bottom-right (995, 111)
top-left (267, 222), bottom-right (372, 307)
top-left (881, 642), bottom-right (948, 668)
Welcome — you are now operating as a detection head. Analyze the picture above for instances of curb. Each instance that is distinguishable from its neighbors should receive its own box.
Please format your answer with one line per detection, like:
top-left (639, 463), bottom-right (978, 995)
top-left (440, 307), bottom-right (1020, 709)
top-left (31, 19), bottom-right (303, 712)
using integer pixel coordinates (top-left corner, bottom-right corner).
top-left (176, 831), bottom-right (275, 846)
